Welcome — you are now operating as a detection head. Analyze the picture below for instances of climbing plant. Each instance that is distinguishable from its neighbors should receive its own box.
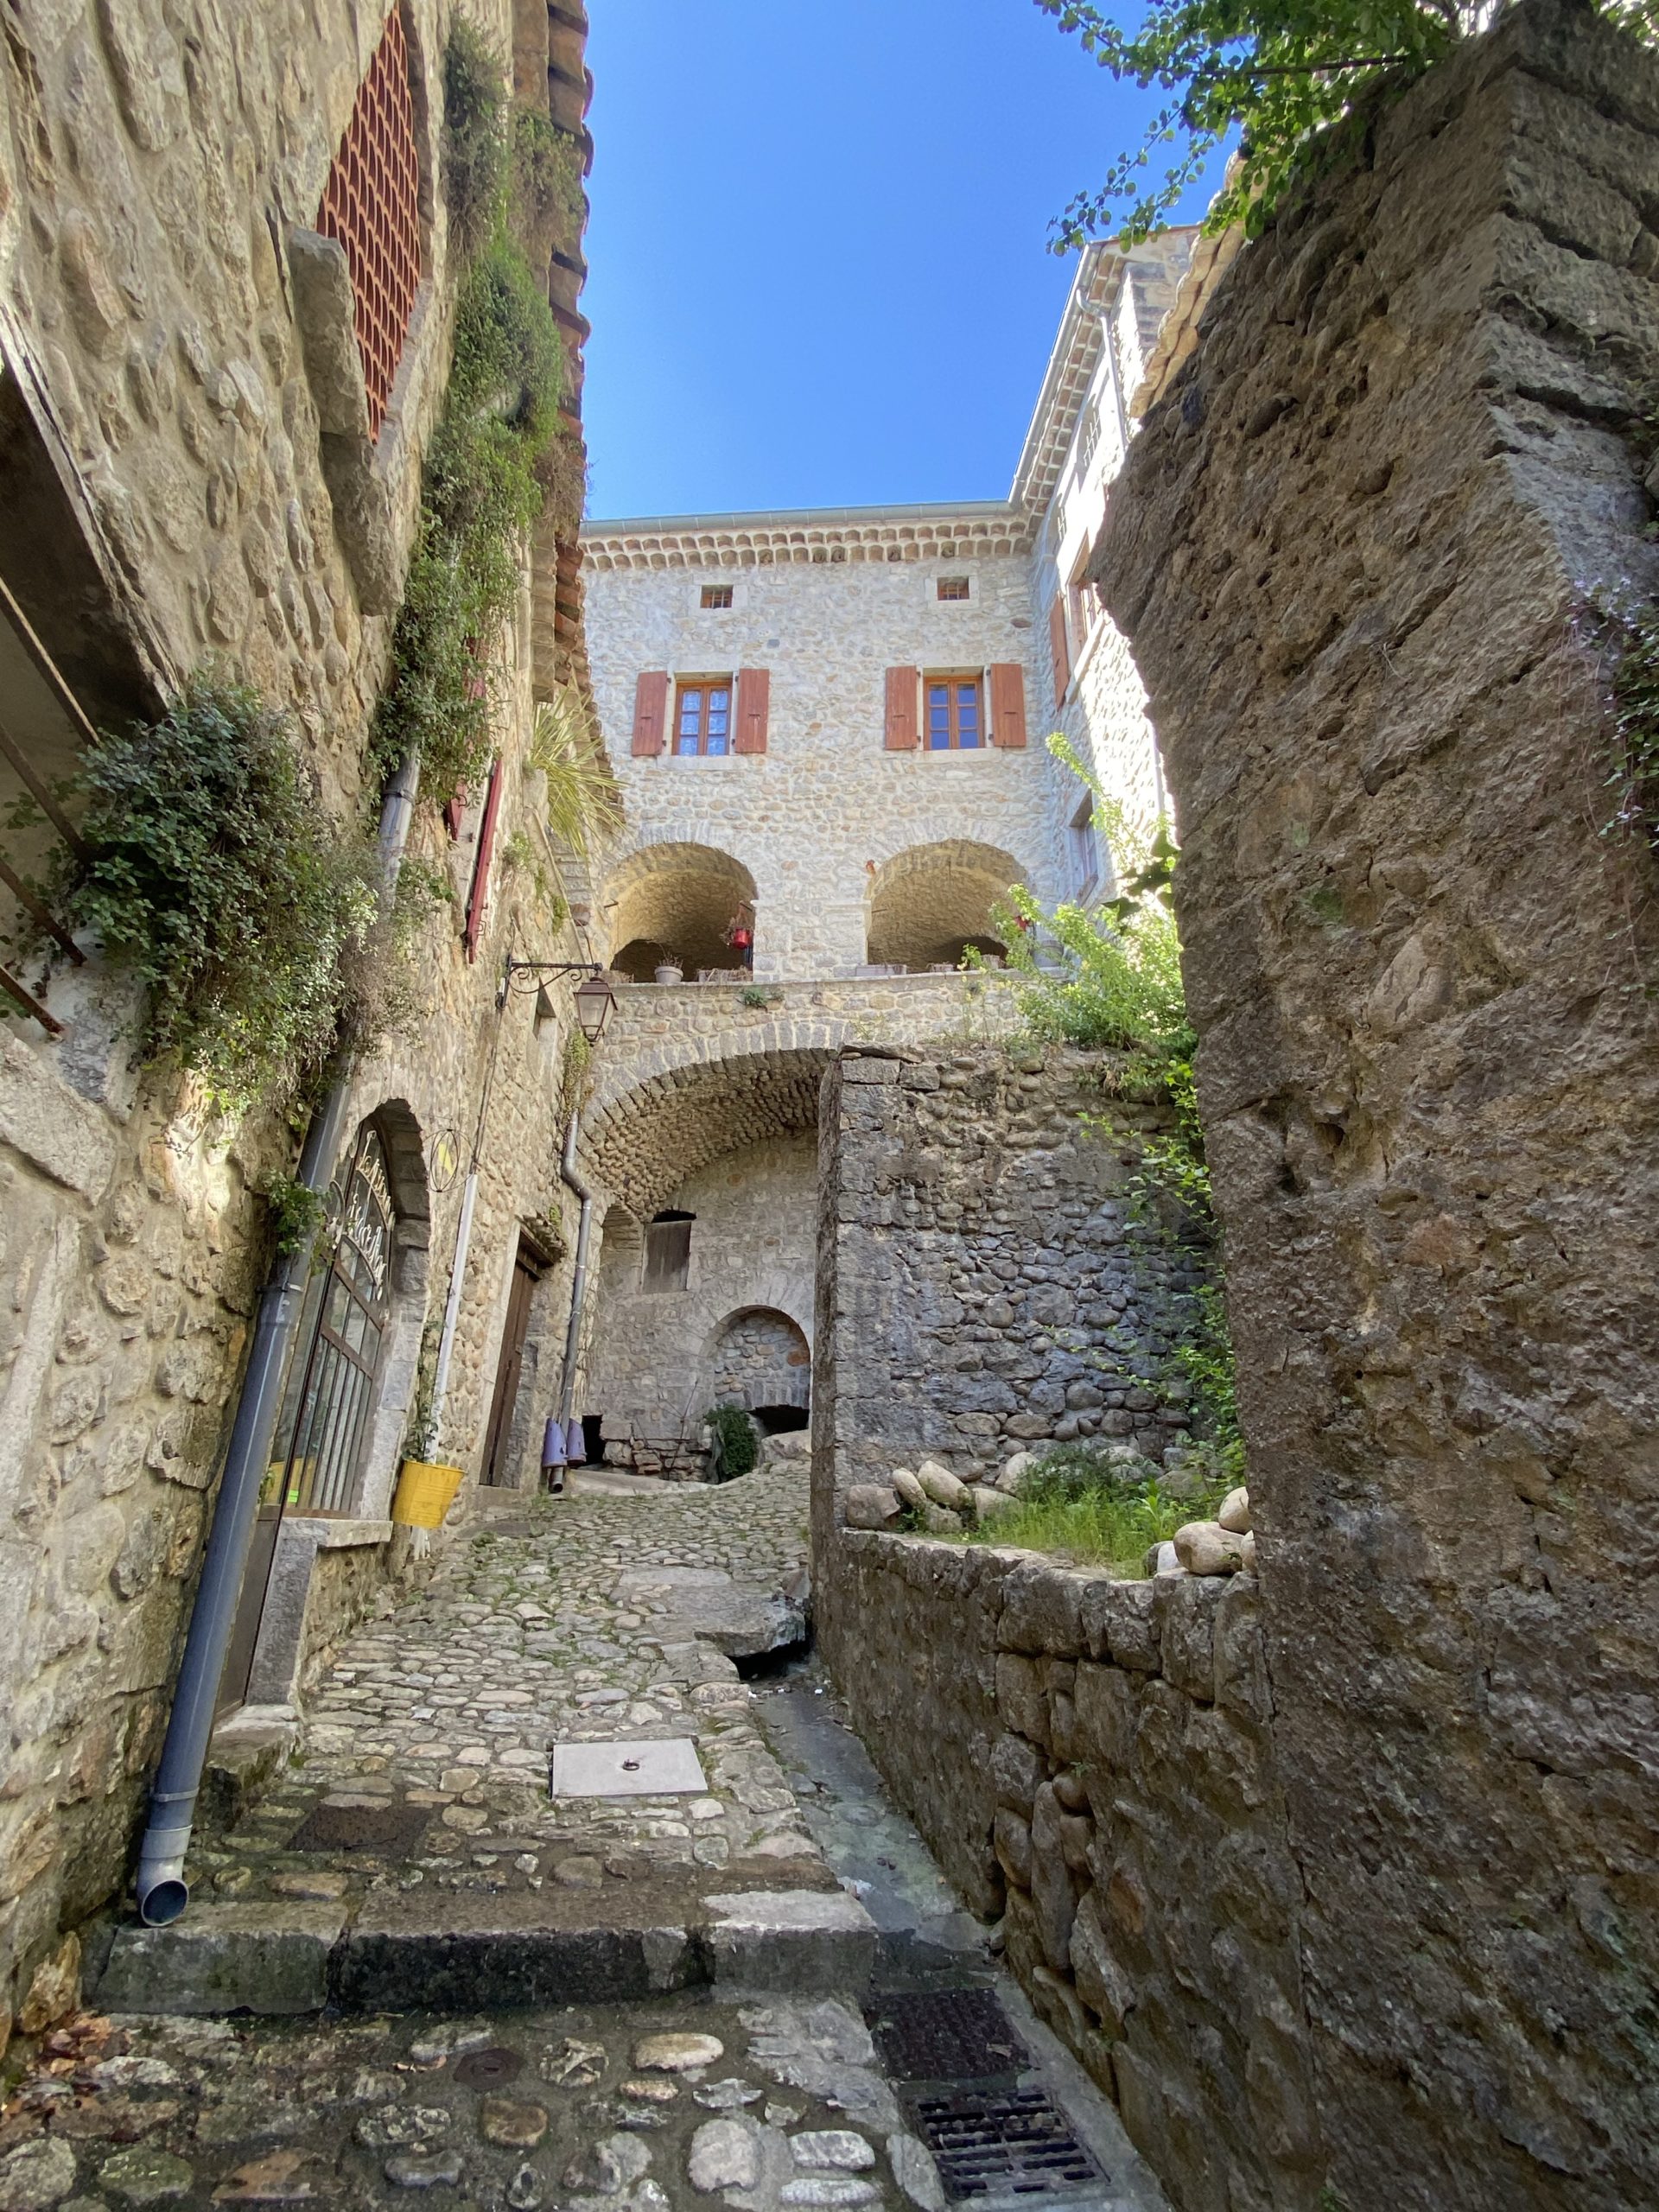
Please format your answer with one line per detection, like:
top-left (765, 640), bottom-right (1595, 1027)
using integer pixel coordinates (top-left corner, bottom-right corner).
top-left (370, 28), bottom-right (566, 808)
top-left (62, 675), bottom-right (378, 1110)
top-left (1038, 0), bottom-right (1658, 248)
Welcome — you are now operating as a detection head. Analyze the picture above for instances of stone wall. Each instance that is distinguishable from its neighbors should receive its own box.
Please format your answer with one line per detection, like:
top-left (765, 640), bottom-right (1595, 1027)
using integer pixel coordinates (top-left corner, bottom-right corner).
top-left (830, 1539), bottom-right (1318, 2212)
top-left (813, 1048), bottom-right (1318, 2212)
top-left (0, 0), bottom-right (597, 2045)
top-left (587, 1131), bottom-right (817, 1455)
top-left (810, 1048), bottom-right (1204, 1519)
top-left (1095, 4), bottom-right (1659, 2207)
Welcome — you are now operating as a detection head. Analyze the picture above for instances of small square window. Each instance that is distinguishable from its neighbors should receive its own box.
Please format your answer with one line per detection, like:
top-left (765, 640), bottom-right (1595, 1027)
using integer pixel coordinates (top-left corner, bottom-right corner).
top-left (937, 576), bottom-right (970, 602)
top-left (701, 583), bottom-right (734, 609)
top-left (644, 1211), bottom-right (694, 1293)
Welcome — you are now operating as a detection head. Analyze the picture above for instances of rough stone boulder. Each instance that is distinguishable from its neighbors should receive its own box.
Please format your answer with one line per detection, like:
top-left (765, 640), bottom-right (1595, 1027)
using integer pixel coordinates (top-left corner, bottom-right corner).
top-left (844, 1485), bottom-right (902, 1532)
top-left (1173, 1521), bottom-right (1249, 1577)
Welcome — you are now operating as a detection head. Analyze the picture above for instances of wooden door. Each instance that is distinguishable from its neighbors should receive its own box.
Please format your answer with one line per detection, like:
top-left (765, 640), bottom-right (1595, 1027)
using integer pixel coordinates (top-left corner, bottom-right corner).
top-left (481, 1242), bottom-right (540, 1486)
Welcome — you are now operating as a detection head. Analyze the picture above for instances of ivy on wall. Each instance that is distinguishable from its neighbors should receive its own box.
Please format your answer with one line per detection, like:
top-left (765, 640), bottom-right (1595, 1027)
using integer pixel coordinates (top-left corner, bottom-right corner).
top-left (370, 24), bottom-right (571, 809)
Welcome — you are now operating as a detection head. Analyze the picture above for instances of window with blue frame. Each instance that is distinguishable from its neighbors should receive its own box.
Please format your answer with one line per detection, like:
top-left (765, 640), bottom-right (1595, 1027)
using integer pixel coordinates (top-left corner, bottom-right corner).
top-left (675, 679), bottom-right (732, 756)
top-left (925, 676), bottom-right (982, 750)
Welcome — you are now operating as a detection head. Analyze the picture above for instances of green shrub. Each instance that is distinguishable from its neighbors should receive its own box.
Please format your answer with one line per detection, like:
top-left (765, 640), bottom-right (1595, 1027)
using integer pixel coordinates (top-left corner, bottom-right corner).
top-left (259, 1171), bottom-right (327, 1261)
top-left (707, 1403), bottom-right (759, 1483)
top-left (442, 19), bottom-right (510, 261)
top-left (66, 675), bottom-right (377, 1109)
top-left (950, 1443), bottom-right (1227, 1576)
top-left (371, 28), bottom-right (566, 810)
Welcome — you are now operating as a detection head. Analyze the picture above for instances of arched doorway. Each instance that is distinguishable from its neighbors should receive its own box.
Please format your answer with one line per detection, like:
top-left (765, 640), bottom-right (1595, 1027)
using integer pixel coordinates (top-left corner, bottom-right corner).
top-left (709, 1306), bottom-right (811, 1423)
top-left (605, 841), bottom-right (757, 981)
top-left (866, 839), bottom-right (1024, 970)
top-left (219, 1106), bottom-right (429, 1713)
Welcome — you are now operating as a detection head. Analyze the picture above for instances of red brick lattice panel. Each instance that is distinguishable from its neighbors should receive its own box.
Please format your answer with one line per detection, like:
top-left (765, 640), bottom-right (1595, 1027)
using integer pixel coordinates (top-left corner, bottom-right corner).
top-left (316, 8), bottom-right (423, 442)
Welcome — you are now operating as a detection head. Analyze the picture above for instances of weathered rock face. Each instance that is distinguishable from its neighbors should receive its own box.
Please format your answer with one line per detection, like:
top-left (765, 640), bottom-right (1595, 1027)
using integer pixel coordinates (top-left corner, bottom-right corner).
top-left (1097, 3), bottom-right (1659, 2206)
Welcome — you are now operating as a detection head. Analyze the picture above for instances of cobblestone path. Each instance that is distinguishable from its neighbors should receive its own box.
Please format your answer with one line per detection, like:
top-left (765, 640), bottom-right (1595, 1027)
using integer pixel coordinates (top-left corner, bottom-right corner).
top-left (187, 1459), bottom-right (819, 1914)
top-left (0, 1991), bottom-right (949, 2211)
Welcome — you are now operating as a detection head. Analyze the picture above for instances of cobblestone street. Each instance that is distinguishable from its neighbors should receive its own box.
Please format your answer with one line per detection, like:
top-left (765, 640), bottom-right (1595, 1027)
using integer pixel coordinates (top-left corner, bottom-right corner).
top-left (1, 1452), bottom-right (1163, 2212)
top-left (171, 1455), bottom-right (822, 1924)
top-left (0, 1993), bottom-right (948, 2211)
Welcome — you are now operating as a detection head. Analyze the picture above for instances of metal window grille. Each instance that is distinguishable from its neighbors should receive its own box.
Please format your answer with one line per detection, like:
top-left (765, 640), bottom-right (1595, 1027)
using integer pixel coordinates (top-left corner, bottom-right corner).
top-left (316, 7), bottom-right (423, 442)
top-left (268, 1127), bottom-right (396, 1516)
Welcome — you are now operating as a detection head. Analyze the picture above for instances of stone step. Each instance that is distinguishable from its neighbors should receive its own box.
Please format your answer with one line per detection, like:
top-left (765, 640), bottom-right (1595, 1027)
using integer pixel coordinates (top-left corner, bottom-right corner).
top-left (93, 1885), bottom-right (876, 2018)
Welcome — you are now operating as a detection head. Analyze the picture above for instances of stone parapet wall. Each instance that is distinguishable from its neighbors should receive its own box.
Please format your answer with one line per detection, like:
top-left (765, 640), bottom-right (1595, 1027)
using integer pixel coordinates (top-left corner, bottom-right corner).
top-left (828, 1535), bottom-right (1318, 2212)
top-left (1093, 3), bottom-right (1659, 2206)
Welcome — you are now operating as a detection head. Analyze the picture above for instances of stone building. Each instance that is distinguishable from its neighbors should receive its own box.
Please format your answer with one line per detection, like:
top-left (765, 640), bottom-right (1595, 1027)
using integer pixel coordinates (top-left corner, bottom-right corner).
top-left (0, 0), bottom-right (600, 2044)
top-left (573, 233), bottom-right (1192, 1466)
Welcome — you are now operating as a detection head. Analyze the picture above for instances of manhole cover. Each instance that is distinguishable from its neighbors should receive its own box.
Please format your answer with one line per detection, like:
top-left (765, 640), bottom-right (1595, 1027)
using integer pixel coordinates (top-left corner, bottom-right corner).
top-left (868, 1988), bottom-right (1025, 2083)
top-left (549, 1738), bottom-right (708, 1797)
top-left (454, 2046), bottom-right (524, 2088)
top-left (287, 1799), bottom-right (430, 1854)
top-left (912, 2087), bottom-right (1103, 2202)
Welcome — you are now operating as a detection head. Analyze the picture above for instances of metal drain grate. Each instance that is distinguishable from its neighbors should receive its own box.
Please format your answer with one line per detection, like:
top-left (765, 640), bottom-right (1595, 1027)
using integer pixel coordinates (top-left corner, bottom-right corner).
top-left (912, 2087), bottom-right (1103, 2202)
top-left (868, 1988), bottom-right (1026, 2083)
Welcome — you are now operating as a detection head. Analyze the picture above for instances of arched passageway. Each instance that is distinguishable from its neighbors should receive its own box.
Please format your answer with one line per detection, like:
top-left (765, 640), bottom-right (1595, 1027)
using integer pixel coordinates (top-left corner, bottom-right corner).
top-left (605, 840), bottom-right (756, 981)
top-left (867, 839), bottom-right (1024, 970)
top-left (709, 1306), bottom-right (811, 1415)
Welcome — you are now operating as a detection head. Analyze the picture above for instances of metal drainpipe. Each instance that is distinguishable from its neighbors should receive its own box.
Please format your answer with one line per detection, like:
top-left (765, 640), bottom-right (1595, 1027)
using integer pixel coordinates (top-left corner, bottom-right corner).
top-left (133, 752), bottom-right (420, 1928)
top-left (555, 1106), bottom-right (594, 1433)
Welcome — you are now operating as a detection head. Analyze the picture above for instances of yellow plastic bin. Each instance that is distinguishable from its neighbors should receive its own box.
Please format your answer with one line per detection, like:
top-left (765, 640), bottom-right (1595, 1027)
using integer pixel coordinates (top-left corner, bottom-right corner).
top-left (391, 1459), bottom-right (465, 1529)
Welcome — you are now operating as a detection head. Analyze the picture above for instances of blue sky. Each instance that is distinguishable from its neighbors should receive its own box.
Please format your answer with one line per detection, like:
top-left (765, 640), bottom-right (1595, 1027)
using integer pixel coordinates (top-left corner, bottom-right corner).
top-left (580, 1), bottom-right (1222, 521)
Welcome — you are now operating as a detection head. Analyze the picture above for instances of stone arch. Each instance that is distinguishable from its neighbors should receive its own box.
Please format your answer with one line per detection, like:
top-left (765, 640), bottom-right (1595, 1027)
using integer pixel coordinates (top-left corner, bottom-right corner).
top-left (340, 1095), bottom-right (430, 1521)
top-left (582, 1020), bottom-right (849, 1218)
top-left (601, 838), bottom-right (757, 981)
top-left (707, 1305), bottom-right (812, 1416)
top-left (866, 839), bottom-right (1025, 971)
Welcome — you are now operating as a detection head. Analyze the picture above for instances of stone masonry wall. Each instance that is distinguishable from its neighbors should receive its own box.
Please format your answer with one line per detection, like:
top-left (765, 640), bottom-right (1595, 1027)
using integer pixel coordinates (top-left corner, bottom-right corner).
top-left (1096, 5), bottom-right (1659, 2207)
top-left (582, 552), bottom-right (1066, 977)
top-left (810, 1047), bottom-right (1205, 1512)
top-left (0, 0), bottom-right (596, 2046)
top-left (587, 1131), bottom-right (817, 1452)
top-left (814, 1050), bottom-right (1319, 2212)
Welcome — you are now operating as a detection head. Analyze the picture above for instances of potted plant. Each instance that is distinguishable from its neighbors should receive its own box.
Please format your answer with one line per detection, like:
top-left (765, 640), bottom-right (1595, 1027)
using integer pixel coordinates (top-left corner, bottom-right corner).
top-left (391, 1370), bottom-right (465, 1530)
top-left (654, 950), bottom-right (683, 984)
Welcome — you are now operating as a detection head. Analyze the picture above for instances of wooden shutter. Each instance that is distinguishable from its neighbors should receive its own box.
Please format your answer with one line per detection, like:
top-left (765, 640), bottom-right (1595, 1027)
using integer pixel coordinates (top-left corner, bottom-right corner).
top-left (734, 667), bottom-right (770, 753)
top-left (884, 666), bottom-right (918, 750)
top-left (463, 756), bottom-right (504, 961)
top-left (1048, 594), bottom-right (1071, 707)
top-left (632, 670), bottom-right (669, 756)
top-left (989, 664), bottom-right (1027, 748)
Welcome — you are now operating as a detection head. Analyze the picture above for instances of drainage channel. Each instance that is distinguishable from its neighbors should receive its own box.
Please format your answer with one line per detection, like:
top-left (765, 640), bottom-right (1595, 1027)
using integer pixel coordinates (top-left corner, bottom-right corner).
top-left (751, 1656), bottom-right (1169, 2212)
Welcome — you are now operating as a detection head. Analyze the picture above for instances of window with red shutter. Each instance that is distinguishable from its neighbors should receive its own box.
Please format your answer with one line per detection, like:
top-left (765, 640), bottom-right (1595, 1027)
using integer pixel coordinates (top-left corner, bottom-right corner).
top-left (988, 664), bottom-right (1027, 748)
top-left (462, 757), bottom-right (503, 961)
top-left (632, 671), bottom-right (669, 756)
top-left (922, 677), bottom-right (982, 751)
top-left (315, 8), bottom-right (423, 442)
top-left (884, 667), bottom-right (918, 750)
top-left (734, 668), bottom-right (769, 753)
top-left (1049, 594), bottom-right (1071, 707)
